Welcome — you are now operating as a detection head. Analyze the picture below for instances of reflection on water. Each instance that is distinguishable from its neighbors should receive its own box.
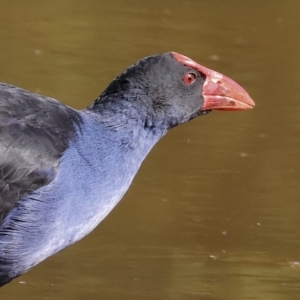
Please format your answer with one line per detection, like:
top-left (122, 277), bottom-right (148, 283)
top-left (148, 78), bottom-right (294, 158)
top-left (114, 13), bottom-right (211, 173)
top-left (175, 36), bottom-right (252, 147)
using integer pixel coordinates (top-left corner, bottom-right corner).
top-left (1, 0), bottom-right (300, 299)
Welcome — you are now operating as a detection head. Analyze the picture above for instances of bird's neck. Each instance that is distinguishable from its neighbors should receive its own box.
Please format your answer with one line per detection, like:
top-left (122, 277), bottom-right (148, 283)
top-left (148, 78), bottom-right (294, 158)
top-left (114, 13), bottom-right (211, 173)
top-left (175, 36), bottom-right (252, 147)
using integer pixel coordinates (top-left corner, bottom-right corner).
top-left (87, 93), bottom-right (171, 137)
top-left (81, 98), bottom-right (169, 173)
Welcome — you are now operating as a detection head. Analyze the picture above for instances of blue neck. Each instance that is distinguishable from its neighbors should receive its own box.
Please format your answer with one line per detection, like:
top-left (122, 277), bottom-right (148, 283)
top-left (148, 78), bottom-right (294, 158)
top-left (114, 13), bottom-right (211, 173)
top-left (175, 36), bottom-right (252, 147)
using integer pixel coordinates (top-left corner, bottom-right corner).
top-left (0, 107), bottom-right (168, 278)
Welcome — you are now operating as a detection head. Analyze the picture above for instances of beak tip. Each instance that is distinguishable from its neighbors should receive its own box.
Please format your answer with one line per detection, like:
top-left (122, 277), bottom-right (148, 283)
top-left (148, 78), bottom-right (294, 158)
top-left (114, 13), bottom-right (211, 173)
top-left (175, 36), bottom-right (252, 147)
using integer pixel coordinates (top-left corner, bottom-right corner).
top-left (245, 94), bottom-right (256, 109)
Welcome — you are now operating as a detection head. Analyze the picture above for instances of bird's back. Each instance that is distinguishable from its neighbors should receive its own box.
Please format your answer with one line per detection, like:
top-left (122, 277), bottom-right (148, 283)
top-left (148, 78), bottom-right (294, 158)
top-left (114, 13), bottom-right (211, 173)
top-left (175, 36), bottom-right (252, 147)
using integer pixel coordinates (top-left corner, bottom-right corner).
top-left (0, 83), bottom-right (82, 224)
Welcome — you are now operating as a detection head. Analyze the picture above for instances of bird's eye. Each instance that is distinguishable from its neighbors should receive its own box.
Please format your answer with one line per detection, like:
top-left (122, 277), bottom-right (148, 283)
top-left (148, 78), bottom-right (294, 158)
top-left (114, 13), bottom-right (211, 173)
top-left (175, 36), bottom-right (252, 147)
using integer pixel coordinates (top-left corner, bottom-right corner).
top-left (184, 72), bottom-right (196, 85)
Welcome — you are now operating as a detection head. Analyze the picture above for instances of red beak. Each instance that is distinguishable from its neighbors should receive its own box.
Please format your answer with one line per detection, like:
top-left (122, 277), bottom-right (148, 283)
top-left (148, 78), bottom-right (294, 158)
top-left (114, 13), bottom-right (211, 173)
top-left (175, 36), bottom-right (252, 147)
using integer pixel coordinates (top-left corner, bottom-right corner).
top-left (172, 52), bottom-right (255, 111)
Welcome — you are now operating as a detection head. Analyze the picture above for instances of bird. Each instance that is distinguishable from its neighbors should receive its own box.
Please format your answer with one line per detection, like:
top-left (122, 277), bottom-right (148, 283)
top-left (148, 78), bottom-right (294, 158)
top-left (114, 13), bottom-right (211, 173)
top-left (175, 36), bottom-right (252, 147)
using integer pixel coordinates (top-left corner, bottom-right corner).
top-left (0, 52), bottom-right (255, 286)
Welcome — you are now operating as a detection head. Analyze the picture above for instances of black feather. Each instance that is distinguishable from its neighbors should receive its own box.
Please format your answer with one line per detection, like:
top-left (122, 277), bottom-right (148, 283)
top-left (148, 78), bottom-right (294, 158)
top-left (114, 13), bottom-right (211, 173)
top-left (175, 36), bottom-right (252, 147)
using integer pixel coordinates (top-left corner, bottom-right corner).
top-left (0, 83), bottom-right (82, 224)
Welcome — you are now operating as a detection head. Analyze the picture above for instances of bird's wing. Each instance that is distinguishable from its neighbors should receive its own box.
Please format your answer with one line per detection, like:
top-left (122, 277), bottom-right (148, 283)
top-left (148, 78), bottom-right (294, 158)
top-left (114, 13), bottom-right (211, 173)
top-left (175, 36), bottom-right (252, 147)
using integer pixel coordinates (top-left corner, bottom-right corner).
top-left (0, 83), bottom-right (82, 224)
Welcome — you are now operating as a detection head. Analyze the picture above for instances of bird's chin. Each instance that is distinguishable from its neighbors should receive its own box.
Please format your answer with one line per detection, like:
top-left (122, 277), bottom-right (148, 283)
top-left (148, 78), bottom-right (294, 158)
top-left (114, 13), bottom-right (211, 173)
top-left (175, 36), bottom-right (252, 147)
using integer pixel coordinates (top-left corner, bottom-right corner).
top-left (198, 110), bottom-right (212, 116)
top-left (188, 110), bottom-right (211, 121)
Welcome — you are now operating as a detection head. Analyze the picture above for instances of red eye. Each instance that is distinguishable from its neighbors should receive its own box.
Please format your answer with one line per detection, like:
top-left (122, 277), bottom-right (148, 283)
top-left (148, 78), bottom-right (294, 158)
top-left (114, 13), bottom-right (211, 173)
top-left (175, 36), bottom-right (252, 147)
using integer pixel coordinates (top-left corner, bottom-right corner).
top-left (184, 72), bottom-right (196, 85)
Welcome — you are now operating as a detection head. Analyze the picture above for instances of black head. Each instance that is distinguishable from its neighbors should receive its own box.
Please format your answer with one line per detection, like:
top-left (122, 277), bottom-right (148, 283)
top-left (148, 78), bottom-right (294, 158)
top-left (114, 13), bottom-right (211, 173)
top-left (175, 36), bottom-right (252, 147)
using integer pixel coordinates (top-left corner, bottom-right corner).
top-left (90, 52), bottom-right (255, 130)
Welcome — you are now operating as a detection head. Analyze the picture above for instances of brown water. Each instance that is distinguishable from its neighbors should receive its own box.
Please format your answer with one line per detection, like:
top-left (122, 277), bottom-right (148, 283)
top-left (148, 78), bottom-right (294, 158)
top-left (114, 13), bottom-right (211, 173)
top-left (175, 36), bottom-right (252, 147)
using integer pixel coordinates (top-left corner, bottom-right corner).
top-left (0, 0), bottom-right (300, 299)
